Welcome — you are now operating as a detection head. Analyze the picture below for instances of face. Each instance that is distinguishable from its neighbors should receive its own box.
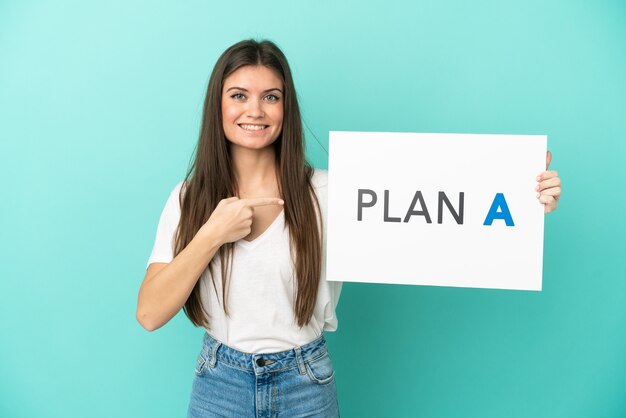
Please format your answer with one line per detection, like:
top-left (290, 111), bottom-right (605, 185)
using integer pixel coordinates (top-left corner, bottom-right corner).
top-left (221, 65), bottom-right (284, 151)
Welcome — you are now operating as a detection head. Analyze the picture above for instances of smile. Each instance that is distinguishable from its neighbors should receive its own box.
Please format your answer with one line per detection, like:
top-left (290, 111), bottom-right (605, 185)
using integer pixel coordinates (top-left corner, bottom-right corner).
top-left (239, 124), bottom-right (268, 131)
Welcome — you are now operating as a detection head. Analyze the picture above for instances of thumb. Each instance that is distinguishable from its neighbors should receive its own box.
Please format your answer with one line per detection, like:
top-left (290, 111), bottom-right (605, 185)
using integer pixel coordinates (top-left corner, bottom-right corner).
top-left (546, 150), bottom-right (552, 170)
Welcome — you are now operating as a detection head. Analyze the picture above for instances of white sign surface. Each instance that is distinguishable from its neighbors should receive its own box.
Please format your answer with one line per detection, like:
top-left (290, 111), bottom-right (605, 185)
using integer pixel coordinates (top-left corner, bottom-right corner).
top-left (326, 131), bottom-right (547, 291)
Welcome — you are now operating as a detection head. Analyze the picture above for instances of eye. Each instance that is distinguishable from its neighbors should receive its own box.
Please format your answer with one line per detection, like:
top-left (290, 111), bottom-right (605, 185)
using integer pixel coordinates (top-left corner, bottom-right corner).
top-left (264, 94), bottom-right (280, 102)
top-left (230, 93), bottom-right (245, 101)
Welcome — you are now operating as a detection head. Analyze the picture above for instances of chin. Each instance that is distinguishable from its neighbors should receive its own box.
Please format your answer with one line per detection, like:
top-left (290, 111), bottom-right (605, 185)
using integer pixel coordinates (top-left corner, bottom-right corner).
top-left (230, 140), bottom-right (276, 151)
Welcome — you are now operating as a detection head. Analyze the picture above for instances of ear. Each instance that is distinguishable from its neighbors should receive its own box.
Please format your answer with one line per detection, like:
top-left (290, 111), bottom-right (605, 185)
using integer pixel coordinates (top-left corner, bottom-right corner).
top-left (546, 150), bottom-right (552, 170)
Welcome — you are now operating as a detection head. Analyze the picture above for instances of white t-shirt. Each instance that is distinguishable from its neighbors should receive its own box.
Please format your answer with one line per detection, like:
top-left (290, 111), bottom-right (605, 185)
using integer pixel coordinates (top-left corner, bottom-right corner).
top-left (146, 169), bottom-right (342, 353)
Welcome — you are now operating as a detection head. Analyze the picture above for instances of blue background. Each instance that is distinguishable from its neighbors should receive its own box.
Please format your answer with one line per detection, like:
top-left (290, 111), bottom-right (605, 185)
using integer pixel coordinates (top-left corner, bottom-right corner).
top-left (1, 0), bottom-right (625, 417)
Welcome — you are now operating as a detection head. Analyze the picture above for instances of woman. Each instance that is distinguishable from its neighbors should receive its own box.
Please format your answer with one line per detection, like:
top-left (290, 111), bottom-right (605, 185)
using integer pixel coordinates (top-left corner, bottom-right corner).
top-left (137, 39), bottom-right (561, 417)
top-left (138, 39), bottom-right (341, 417)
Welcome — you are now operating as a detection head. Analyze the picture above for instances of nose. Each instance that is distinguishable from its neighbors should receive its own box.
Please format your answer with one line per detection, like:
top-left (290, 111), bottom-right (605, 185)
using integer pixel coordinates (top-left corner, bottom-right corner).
top-left (246, 99), bottom-right (265, 118)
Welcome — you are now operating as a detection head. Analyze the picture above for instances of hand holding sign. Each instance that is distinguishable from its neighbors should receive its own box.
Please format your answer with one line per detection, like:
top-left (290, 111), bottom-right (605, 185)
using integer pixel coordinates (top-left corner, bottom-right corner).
top-left (536, 150), bottom-right (561, 214)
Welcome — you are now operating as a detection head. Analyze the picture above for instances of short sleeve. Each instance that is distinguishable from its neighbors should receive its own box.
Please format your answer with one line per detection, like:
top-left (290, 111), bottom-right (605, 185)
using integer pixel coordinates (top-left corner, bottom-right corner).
top-left (146, 182), bottom-right (184, 269)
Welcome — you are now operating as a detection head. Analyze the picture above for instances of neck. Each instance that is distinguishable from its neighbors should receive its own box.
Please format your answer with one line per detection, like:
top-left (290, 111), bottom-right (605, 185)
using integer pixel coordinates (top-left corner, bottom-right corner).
top-left (230, 145), bottom-right (278, 190)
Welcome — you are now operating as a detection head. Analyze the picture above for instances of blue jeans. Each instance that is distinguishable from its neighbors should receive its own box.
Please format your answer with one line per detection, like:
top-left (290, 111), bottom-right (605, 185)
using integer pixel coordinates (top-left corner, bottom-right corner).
top-left (187, 332), bottom-right (340, 417)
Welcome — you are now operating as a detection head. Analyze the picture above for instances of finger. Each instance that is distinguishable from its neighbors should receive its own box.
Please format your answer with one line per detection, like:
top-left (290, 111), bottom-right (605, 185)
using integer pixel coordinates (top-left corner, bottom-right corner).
top-left (535, 177), bottom-right (561, 192)
top-left (217, 196), bottom-right (239, 207)
top-left (544, 199), bottom-right (557, 214)
top-left (544, 203), bottom-right (555, 214)
top-left (538, 186), bottom-right (561, 197)
top-left (538, 194), bottom-right (555, 205)
top-left (242, 197), bottom-right (285, 207)
top-left (536, 170), bottom-right (559, 181)
top-left (546, 150), bottom-right (552, 170)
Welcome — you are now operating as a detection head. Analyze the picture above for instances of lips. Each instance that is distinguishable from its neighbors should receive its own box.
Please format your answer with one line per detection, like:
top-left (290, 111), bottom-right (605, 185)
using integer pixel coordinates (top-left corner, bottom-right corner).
top-left (238, 123), bottom-right (269, 131)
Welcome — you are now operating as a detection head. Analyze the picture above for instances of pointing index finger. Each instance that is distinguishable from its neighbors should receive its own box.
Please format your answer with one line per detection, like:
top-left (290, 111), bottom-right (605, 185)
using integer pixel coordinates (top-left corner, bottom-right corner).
top-left (242, 197), bottom-right (285, 207)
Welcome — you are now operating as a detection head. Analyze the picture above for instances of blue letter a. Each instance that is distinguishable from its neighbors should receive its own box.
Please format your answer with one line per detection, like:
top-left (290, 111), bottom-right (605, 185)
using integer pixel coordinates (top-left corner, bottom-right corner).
top-left (483, 193), bottom-right (515, 226)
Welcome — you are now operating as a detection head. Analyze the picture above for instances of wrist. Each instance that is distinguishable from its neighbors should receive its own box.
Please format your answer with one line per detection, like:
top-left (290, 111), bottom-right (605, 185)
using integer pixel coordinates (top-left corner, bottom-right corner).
top-left (194, 225), bottom-right (223, 253)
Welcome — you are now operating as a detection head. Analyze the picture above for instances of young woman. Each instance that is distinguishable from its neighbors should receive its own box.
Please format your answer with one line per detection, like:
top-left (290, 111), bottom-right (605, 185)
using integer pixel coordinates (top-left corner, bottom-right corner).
top-left (137, 39), bottom-right (561, 417)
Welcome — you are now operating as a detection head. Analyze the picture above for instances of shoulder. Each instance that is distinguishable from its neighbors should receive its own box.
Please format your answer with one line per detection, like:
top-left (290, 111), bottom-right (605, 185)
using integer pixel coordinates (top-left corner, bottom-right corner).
top-left (162, 181), bottom-right (186, 213)
top-left (311, 168), bottom-right (328, 190)
top-left (172, 181), bottom-right (186, 197)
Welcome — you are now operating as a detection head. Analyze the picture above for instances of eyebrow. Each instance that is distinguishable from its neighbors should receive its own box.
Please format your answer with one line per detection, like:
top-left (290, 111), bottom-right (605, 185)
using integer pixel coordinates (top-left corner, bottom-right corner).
top-left (226, 87), bottom-right (283, 94)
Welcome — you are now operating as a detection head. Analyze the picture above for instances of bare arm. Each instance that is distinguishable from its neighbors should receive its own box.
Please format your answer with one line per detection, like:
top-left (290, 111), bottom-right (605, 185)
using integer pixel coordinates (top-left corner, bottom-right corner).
top-left (136, 196), bottom-right (284, 331)
top-left (136, 230), bottom-right (221, 331)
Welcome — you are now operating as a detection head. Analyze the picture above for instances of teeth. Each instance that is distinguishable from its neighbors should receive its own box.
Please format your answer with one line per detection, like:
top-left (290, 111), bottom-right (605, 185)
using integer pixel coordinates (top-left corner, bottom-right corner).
top-left (240, 124), bottom-right (267, 131)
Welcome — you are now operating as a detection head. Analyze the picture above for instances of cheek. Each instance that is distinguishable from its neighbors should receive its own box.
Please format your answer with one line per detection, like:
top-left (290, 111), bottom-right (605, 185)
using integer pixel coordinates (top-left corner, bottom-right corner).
top-left (271, 107), bottom-right (284, 127)
top-left (221, 104), bottom-right (241, 138)
top-left (221, 102), bottom-right (236, 122)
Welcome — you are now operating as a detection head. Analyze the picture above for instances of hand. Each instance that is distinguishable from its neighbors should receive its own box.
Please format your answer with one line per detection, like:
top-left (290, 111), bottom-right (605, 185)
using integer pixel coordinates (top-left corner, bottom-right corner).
top-left (199, 196), bottom-right (284, 245)
top-left (536, 150), bottom-right (561, 214)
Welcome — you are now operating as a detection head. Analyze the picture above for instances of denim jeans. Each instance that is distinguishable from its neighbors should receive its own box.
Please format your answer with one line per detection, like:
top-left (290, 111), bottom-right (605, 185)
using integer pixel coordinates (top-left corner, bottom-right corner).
top-left (187, 332), bottom-right (340, 417)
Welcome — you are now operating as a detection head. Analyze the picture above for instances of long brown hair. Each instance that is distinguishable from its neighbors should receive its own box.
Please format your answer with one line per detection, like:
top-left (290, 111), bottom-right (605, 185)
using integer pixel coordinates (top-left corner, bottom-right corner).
top-left (174, 39), bottom-right (322, 328)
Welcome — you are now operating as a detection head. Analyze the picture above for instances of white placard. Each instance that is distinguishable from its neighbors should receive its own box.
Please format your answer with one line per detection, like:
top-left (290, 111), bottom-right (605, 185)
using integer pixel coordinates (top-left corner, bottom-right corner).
top-left (326, 131), bottom-right (547, 291)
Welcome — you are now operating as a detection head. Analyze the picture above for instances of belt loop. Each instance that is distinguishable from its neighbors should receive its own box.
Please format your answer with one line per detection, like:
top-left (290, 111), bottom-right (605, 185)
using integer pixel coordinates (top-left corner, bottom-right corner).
top-left (295, 346), bottom-right (306, 375)
top-left (208, 341), bottom-right (221, 368)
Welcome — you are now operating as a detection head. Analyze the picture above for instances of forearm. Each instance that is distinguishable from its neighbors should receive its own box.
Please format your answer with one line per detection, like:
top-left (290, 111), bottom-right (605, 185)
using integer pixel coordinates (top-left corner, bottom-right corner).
top-left (137, 231), bottom-right (221, 331)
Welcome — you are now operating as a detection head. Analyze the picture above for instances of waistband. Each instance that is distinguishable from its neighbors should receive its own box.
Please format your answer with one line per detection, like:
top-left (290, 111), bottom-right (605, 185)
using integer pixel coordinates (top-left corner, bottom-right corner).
top-left (198, 332), bottom-right (328, 376)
